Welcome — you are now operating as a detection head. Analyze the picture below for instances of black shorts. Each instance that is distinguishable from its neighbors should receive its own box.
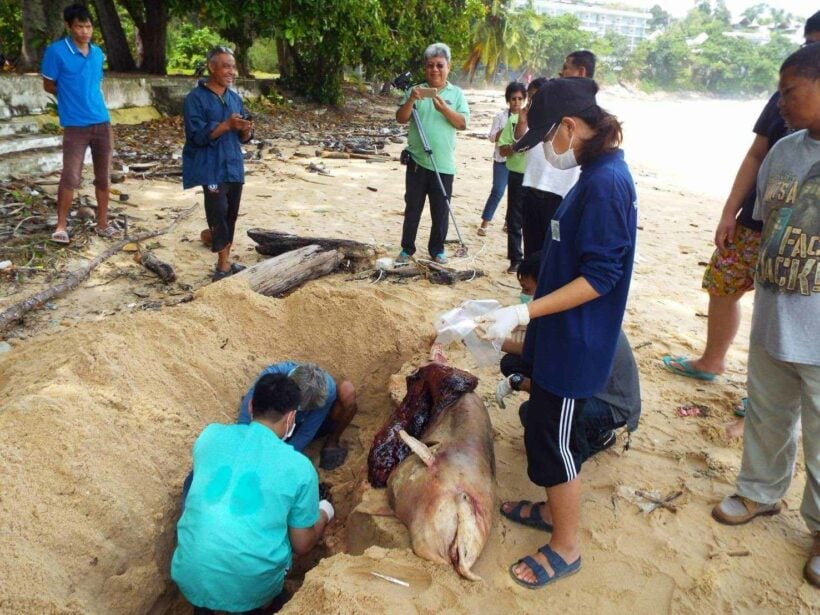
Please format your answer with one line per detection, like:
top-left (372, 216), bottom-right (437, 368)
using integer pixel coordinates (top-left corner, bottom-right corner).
top-left (524, 380), bottom-right (587, 487)
top-left (203, 182), bottom-right (243, 253)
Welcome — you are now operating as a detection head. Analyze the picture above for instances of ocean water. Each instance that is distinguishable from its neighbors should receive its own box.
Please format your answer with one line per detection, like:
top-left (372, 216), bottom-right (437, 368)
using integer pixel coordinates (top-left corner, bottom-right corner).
top-left (597, 94), bottom-right (771, 199)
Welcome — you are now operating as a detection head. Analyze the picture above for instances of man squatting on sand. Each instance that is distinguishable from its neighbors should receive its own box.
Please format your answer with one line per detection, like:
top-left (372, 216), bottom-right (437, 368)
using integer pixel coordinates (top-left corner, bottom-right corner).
top-left (183, 45), bottom-right (254, 282)
top-left (238, 361), bottom-right (358, 472)
top-left (42, 3), bottom-right (121, 244)
top-left (395, 42), bottom-right (469, 266)
top-left (172, 373), bottom-right (335, 613)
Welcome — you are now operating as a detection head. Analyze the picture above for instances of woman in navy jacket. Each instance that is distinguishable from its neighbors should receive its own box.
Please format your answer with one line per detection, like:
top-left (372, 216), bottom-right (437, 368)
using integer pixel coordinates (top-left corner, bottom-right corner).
top-left (480, 77), bottom-right (637, 589)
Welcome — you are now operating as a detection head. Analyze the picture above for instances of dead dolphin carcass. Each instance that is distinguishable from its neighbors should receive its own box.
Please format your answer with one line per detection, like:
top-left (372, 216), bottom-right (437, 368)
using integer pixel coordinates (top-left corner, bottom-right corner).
top-left (367, 364), bottom-right (496, 581)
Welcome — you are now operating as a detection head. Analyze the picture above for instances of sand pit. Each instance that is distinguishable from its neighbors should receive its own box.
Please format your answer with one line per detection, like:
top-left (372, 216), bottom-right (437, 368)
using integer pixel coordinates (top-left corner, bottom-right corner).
top-left (1, 88), bottom-right (817, 614)
top-left (0, 279), bottom-right (432, 614)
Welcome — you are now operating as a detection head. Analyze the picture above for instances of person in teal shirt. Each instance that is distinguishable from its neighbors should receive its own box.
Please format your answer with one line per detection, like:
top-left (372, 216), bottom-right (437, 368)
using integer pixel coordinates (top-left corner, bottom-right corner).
top-left (498, 96), bottom-right (528, 273)
top-left (395, 42), bottom-right (470, 265)
top-left (172, 373), bottom-right (334, 613)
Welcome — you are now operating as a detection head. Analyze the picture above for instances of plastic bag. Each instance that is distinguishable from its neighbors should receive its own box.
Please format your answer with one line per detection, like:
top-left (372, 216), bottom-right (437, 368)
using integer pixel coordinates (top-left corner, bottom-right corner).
top-left (434, 300), bottom-right (502, 368)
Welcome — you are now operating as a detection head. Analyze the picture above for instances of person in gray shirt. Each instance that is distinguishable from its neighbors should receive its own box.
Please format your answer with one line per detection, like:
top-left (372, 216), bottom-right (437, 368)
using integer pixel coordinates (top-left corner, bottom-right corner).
top-left (711, 43), bottom-right (820, 589)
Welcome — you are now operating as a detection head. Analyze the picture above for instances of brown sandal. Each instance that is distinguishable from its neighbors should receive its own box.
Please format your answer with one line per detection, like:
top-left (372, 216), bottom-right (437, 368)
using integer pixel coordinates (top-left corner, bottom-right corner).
top-left (712, 495), bottom-right (783, 526)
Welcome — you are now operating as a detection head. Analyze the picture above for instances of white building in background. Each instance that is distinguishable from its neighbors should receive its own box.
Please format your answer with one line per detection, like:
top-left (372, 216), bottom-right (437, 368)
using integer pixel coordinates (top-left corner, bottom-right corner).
top-left (512, 0), bottom-right (652, 50)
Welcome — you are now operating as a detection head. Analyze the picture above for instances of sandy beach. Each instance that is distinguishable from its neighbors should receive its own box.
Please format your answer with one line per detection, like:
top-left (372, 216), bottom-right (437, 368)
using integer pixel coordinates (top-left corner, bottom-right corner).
top-left (0, 87), bottom-right (815, 614)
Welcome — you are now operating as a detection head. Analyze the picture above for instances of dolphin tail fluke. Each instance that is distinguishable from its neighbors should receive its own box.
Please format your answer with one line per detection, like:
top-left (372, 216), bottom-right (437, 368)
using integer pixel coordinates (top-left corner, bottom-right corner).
top-left (454, 493), bottom-right (483, 581)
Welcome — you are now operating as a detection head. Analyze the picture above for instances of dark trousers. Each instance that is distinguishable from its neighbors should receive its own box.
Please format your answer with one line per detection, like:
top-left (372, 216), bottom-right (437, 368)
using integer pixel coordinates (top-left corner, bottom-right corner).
top-left (193, 589), bottom-right (288, 614)
top-left (522, 187), bottom-right (563, 257)
top-left (203, 182), bottom-right (243, 253)
top-left (519, 396), bottom-right (625, 463)
top-left (401, 160), bottom-right (452, 258)
top-left (505, 171), bottom-right (524, 265)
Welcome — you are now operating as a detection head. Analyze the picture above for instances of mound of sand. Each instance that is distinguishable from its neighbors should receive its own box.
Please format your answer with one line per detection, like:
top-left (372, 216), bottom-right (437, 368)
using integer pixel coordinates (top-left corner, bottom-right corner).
top-left (0, 279), bottom-right (430, 614)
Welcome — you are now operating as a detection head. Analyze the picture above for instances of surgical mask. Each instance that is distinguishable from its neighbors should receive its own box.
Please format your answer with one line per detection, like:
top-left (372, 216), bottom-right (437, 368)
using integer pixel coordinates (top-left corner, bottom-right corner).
top-left (519, 293), bottom-right (532, 304)
top-left (543, 126), bottom-right (578, 170)
top-left (284, 412), bottom-right (296, 440)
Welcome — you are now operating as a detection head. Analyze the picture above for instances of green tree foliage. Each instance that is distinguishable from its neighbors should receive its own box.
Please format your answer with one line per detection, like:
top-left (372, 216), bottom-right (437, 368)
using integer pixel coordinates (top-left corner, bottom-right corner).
top-left (589, 31), bottom-right (631, 83)
top-left (166, 23), bottom-right (225, 71)
top-left (247, 37), bottom-right (278, 75)
top-left (0, 0), bottom-right (22, 61)
top-left (463, 4), bottom-right (590, 84)
top-left (529, 14), bottom-right (592, 78)
top-left (629, 3), bottom-right (800, 95)
top-left (648, 4), bottom-right (671, 32)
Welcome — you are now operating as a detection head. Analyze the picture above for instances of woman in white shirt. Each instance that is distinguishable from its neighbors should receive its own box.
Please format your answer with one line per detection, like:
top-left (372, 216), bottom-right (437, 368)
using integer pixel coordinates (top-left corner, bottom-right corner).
top-left (478, 82), bottom-right (526, 236)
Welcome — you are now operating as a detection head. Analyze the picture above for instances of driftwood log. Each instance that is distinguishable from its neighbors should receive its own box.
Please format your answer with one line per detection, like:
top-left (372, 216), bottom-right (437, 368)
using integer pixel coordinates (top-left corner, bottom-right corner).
top-left (233, 245), bottom-right (344, 297)
top-left (247, 228), bottom-right (375, 271)
top-left (0, 204), bottom-right (196, 334)
top-left (136, 250), bottom-right (176, 283)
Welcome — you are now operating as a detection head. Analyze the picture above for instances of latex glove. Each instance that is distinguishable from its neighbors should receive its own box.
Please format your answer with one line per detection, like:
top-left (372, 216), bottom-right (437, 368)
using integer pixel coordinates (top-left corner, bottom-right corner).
top-left (495, 376), bottom-right (514, 409)
top-left (477, 304), bottom-right (530, 342)
top-left (319, 499), bottom-right (335, 523)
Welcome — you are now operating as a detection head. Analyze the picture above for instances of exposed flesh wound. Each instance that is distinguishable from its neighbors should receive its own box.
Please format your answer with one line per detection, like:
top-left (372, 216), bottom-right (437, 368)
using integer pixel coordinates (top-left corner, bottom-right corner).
top-left (367, 363), bottom-right (478, 487)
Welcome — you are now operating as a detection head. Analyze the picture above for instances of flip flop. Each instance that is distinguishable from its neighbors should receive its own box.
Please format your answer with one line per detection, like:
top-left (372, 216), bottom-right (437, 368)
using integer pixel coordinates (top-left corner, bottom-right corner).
top-left (95, 224), bottom-right (122, 239)
top-left (319, 446), bottom-right (348, 471)
top-left (211, 268), bottom-right (233, 282)
top-left (500, 500), bottom-right (553, 532)
top-left (230, 262), bottom-right (246, 274)
top-left (509, 544), bottom-right (581, 589)
top-left (734, 397), bottom-right (748, 418)
top-left (662, 355), bottom-right (716, 381)
top-left (50, 230), bottom-right (70, 244)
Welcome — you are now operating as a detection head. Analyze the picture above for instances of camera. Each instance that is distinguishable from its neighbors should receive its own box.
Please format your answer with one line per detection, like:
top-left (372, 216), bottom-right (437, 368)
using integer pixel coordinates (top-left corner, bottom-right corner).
top-left (391, 71), bottom-right (413, 91)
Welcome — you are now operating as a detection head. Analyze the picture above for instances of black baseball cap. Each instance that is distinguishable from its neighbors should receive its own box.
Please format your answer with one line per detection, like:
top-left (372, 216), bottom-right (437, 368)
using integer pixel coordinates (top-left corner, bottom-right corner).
top-left (512, 77), bottom-right (599, 152)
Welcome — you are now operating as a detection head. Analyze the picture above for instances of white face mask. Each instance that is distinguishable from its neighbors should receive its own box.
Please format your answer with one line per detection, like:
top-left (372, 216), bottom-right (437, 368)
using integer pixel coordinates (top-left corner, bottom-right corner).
top-left (284, 411), bottom-right (296, 440)
top-left (543, 124), bottom-right (578, 170)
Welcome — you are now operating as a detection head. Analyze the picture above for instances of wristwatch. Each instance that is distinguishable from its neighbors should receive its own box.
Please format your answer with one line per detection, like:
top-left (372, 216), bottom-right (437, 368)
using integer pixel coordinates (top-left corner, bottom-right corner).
top-left (509, 373), bottom-right (524, 391)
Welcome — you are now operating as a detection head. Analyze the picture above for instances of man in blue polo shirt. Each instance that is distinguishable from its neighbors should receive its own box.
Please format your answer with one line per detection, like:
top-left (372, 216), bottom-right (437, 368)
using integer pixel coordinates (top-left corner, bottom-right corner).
top-left (172, 373), bottom-right (334, 613)
top-left (41, 3), bottom-right (119, 245)
top-left (183, 46), bottom-right (254, 282)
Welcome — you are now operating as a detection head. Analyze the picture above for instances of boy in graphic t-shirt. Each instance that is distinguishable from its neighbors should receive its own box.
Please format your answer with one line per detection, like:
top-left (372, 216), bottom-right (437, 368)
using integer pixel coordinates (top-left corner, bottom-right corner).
top-left (711, 43), bottom-right (820, 589)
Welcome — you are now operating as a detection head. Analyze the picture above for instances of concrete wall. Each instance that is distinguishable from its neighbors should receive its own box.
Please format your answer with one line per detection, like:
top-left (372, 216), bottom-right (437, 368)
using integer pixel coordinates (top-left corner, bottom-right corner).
top-left (0, 74), bottom-right (271, 120)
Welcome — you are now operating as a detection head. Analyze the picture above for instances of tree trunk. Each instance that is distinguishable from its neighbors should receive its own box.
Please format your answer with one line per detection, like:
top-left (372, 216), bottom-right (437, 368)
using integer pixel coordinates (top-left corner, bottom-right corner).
top-left (122, 0), bottom-right (167, 75)
top-left (138, 0), bottom-right (167, 75)
top-left (91, 0), bottom-right (136, 72)
top-left (220, 15), bottom-right (253, 77)
top-left (247, 228), bottom-right (375, 270)
top-left (233, 245), bottom-right (344, 297)
top-left (19, 0), bottom-right (64, 73)
top-left (275, 37), bottom-right (293, 79)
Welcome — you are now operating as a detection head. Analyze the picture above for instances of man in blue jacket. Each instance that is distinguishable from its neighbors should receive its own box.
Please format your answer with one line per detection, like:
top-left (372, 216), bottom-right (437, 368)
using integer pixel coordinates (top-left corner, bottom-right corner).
top-left (183, 46), bottom-right (254, 282)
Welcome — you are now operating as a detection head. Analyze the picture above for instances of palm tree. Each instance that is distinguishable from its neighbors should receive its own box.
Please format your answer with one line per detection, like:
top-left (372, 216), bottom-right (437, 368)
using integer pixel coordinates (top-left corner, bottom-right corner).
top-left (463, 0), bottom-right (508, 84)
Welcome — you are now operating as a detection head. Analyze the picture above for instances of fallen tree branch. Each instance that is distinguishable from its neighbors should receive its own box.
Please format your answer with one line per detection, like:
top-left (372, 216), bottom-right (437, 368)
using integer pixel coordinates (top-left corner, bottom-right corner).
top-left (248, 228), bottom-right (375, 271)
top-left (233, 245), bottom-right (344, 296)
top-left (135, 250), bottom-right (176, 284)
top-left (0, 204), bottom-right (196, 334)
